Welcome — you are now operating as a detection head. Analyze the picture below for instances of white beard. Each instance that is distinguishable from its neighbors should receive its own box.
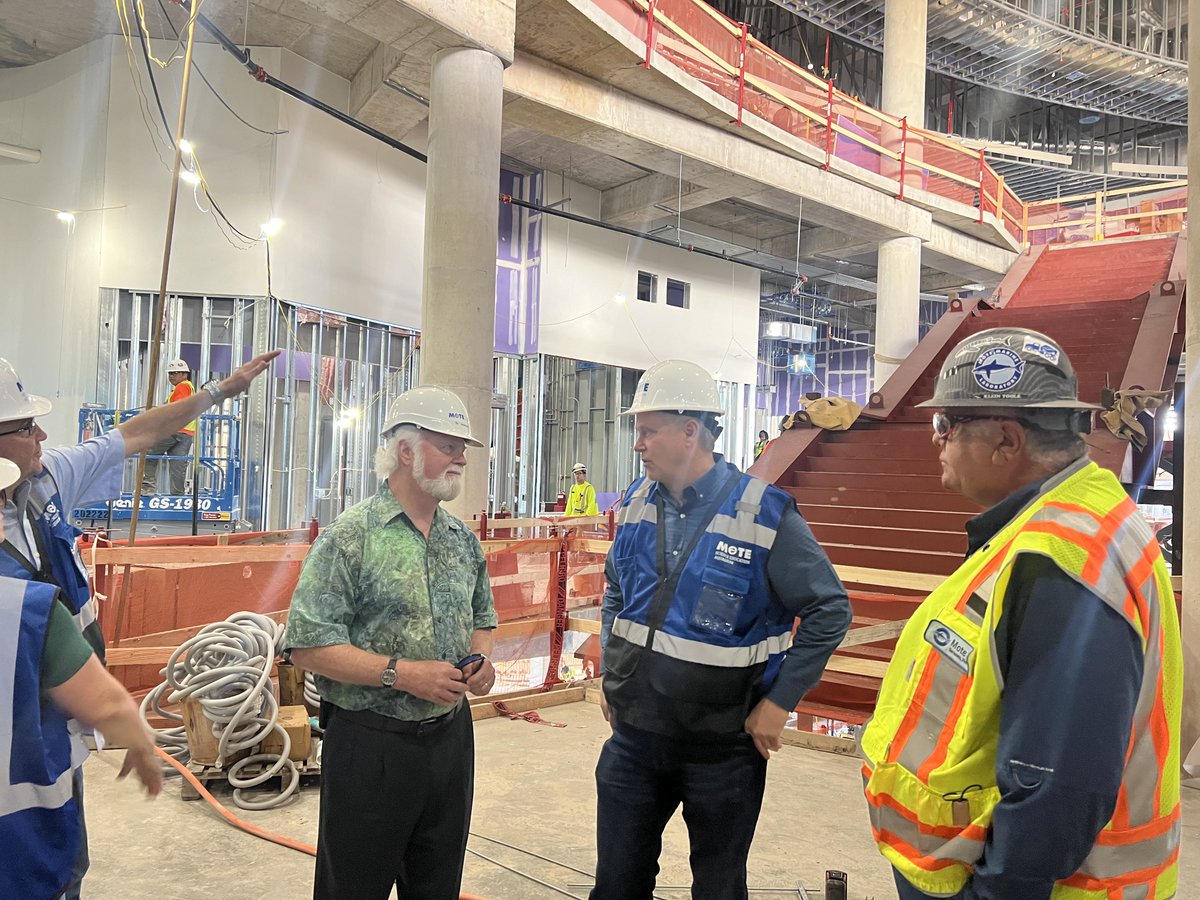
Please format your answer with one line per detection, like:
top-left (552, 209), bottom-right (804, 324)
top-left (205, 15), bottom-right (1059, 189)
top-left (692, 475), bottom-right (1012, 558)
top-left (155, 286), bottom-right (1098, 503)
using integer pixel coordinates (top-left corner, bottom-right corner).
top-left (412, 442), bottom-right (463, 502)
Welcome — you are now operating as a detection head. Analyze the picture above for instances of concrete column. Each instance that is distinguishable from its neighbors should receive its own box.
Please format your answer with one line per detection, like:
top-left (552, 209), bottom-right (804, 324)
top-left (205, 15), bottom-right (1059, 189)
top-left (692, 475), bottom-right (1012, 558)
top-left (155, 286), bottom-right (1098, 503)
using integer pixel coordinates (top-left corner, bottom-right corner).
top-left (420, 47), bottom-right (504, 521)
top-left (1180, 0), bottom-right (1199, 770)
top-left (874, 236), bottom-right (923, 384)
top-left (881, 0), bottom-right (927, 123)
top-left (873, 0), bottom-right (927, 390)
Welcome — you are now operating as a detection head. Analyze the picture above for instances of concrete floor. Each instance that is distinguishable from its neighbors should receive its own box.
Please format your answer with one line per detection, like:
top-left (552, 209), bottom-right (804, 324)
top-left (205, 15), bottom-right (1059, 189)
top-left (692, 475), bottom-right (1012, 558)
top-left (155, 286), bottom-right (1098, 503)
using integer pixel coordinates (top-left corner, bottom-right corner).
top-left (83, 701), bottom-right (1200, 900)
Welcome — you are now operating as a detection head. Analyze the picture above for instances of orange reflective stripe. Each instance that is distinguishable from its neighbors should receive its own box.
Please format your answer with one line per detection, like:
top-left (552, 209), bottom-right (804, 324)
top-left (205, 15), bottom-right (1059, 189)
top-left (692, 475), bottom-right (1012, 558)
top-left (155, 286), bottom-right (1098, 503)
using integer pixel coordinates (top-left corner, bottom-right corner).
top-left (1092, 803), bottom-right (1180, 846)
top-left (1060, 845), bottom-right (1178, 890)
top-left (1024, 521), bottom-right (1107, 567)
top-left (917, 673), bottom-right (974, 781)
top-left (1111, 783), bottom-right (1131, 831)
top-left (1082, 499), bottom-right (1137, 584)
top-left (1147, 680), bottom-right (1171, 819)
top-left (873, 829), bottom-right (966, 871)
top-left (864, 783), bottom-right (989, 843)
top-left (887, 653), bottom-right (943, 764)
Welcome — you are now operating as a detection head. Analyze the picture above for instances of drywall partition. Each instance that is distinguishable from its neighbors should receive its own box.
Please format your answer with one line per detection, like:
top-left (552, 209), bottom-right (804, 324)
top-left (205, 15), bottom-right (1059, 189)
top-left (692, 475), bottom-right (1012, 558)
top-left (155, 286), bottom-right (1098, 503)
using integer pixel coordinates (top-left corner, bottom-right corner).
top-left (0, 41), bottom-right (110, 445)
top-left (538, 177), bottom-right (760, 386)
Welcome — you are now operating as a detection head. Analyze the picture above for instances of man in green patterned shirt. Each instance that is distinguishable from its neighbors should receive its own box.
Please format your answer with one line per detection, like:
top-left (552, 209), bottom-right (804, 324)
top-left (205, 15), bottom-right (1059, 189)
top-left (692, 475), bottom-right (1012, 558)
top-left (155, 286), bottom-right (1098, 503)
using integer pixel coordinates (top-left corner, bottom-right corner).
top-left (285, 385), bottom-right (498, 900)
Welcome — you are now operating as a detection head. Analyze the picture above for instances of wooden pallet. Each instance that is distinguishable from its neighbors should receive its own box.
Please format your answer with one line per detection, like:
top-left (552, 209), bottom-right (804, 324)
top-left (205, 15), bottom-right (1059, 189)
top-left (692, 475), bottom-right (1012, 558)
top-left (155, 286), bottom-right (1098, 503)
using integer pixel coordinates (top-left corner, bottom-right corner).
top-left (180, 751), bottom-right (321, 801)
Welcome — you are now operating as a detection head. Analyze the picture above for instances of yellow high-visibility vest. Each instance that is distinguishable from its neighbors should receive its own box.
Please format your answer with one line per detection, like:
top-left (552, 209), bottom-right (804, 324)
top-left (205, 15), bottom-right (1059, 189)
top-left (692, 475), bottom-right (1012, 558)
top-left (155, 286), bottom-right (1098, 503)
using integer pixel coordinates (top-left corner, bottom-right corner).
top-left (567, 481), bottom-right (598, 516)
top-left (860, 459), bottom-right (1181, 899)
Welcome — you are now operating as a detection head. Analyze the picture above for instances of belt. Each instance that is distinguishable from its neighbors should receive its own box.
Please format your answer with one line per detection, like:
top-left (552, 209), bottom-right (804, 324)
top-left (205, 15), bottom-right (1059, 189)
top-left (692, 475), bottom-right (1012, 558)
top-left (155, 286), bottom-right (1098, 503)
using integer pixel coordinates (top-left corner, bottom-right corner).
top-left (328, 701), bottom-right (461, 736)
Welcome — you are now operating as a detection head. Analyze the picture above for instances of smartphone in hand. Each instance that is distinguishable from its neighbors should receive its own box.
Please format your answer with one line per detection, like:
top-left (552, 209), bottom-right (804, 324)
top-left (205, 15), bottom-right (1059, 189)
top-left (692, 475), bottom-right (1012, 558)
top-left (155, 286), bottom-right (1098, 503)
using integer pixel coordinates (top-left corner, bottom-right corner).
top-left (455, 653), bottom-right (484, 670)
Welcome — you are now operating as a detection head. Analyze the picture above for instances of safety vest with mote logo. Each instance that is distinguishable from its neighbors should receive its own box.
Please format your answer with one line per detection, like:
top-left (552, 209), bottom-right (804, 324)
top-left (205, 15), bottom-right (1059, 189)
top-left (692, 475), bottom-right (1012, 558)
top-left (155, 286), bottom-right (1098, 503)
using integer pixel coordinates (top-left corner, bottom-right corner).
top-left (603, 469), bottom-right (794, 738)
top-left (860, 458), bottom-right (1182, 899)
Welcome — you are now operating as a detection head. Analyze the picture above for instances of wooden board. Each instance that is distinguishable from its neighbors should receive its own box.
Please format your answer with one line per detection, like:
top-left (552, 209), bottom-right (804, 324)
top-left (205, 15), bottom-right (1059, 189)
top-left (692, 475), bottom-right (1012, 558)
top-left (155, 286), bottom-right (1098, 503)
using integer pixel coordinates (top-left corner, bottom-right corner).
top-left (469, 686), bottom-right (587, 721)
top-left (94, 544), bottom-right (311, 567)
top-left (833, 564), bottom-right (943, 592)
top-left (779, 729), bottom-right (858, 757)
top-left (823, 656), bottom-right (889, 679)
top-left (566, 615), bottom-right (602, 635)
top-left (837, 620), bottom-right (906, 648)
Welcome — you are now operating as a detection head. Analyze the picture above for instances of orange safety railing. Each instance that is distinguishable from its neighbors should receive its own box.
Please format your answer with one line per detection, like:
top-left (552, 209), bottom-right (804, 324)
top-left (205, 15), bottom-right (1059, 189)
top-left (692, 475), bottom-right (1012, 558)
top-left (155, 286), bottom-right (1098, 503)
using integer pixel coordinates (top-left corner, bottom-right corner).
top-left (593, 0), bottom-right (1190, 251)
top-left (1024, 181), bottom-right (1187, 245)
top-left (597, 0), bottom-right (1022, 241)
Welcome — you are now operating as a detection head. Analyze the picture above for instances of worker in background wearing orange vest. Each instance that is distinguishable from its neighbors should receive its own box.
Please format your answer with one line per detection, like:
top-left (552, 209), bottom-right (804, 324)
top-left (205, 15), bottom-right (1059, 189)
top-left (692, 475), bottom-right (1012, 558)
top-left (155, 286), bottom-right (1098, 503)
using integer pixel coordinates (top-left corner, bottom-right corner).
top-left (860, 328), bottom-right (1182, 900)
top-left (141, 358), bottom-right (196, 495)
top-left (566, 462), bottom-right (598, 516)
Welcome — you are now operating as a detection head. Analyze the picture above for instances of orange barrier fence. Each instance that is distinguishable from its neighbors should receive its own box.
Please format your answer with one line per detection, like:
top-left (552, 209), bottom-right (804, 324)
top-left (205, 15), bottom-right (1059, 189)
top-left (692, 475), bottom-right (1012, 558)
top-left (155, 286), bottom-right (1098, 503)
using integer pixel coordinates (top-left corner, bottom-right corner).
top-left (591, 0), bottom-right (1194, 248)
top-left (90, 525), bottom-right (614, 700)
top-left (594, 0), bottom-right (1024, 242)
top-left (1025, 181), bottom-right (1187, 244)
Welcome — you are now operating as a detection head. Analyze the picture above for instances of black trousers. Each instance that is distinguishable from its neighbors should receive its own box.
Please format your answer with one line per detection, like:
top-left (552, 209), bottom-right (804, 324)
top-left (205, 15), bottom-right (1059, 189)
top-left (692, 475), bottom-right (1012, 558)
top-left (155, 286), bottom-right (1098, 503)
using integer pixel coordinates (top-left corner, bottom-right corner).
top-left (591, 724), bottom-right (768, 900)
top-left (314, 703), bottom-right (474, 900)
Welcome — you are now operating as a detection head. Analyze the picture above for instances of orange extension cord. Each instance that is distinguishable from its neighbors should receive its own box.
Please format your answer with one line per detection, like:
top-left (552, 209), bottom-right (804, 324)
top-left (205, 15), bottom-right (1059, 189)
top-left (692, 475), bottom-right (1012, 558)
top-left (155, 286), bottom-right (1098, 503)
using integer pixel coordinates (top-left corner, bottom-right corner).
top-left (154, 747), bottom-right (489, 900)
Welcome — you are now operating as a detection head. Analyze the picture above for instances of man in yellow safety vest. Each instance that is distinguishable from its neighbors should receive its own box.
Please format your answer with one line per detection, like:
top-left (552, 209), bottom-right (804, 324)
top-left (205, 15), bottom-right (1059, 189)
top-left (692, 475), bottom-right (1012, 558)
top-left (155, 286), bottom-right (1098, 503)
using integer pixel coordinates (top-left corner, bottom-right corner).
top-left (860, 327), bottom-right (1182, 899)
top-left (566, 462), bottom-right (598, 516)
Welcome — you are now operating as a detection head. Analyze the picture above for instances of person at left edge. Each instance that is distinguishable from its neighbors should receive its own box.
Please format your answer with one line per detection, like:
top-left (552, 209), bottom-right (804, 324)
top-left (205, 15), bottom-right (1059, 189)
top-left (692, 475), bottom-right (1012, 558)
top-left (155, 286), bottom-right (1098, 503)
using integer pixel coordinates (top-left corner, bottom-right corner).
top-left (2, 452), bottom-right (164, 899)
top-left (0, 349), bottom-right (280, 899)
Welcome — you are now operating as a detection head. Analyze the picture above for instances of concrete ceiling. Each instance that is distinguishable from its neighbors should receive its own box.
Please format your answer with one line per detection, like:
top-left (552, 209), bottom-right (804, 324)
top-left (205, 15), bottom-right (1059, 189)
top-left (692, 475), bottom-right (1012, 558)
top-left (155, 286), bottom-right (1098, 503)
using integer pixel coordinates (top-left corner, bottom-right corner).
top-left (2, 0), bottom-right (1009, 306)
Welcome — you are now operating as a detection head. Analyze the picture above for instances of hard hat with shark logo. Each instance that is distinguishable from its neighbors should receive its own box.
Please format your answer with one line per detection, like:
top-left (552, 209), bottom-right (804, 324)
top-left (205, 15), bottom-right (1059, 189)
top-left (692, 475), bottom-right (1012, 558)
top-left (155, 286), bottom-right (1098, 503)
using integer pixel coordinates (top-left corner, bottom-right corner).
top-left (917, 327), bottom-right (1102, 415)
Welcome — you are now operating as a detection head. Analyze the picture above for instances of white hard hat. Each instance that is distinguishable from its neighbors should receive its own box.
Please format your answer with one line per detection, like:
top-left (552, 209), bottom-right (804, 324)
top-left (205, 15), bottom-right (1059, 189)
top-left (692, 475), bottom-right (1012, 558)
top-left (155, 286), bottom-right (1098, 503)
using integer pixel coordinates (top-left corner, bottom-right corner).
top-left (166, 359), bottom-right (190, 373)
top-left (382, 385), bottom-right (482, 447)
top-left (0, 458), bottom-right (19, 492)
top-left (572, 462), bottom-right (587, 474)
top-left (622, 359), bottom-right (724, 417)
top-left (0, 358), bottom-right (52, 422)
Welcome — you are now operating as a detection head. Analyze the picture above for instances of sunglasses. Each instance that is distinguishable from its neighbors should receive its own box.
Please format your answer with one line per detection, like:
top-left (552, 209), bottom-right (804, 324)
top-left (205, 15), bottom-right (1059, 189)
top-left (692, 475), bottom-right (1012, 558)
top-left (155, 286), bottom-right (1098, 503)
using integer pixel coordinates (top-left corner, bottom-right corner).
top-left (931, 413), bottom-right (1022, 439)
top-left (0, 419), bottom-right (36, 438)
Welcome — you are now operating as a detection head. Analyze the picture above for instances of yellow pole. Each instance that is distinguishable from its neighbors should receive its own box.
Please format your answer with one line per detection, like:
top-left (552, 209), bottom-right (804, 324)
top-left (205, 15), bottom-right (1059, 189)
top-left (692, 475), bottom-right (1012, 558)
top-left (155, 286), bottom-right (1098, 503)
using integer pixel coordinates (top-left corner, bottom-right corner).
top-left (1094, 190), bottom-right (1104, 241)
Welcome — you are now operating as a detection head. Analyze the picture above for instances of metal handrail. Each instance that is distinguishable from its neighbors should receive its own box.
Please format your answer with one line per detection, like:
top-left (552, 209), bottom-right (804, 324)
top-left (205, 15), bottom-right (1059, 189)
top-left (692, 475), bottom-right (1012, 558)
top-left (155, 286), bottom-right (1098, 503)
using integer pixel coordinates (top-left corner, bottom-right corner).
top-left (591, 0), bottom-right (1186, 249)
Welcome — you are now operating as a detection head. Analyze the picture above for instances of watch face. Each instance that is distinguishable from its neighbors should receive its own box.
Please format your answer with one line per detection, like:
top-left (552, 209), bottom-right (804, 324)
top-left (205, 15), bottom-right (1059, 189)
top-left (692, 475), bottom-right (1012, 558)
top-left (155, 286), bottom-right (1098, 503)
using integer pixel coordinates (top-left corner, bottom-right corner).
top-left (381, 667), bottom-right (397, 687)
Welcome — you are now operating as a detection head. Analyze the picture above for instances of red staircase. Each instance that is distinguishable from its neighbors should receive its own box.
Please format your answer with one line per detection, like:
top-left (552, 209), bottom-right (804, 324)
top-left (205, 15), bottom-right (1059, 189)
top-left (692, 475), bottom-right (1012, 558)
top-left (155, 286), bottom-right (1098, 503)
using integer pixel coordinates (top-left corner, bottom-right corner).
top-left (1006, 237), bottom-right (1176, 308)
top-left (779, 239), bottom-right (1185, 725)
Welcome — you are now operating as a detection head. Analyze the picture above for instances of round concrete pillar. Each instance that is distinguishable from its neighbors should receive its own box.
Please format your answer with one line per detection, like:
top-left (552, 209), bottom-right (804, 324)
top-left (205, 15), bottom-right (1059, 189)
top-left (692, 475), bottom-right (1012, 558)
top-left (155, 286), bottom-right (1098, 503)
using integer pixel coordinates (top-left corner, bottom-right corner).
top-left (421, 47), bottom-right (504, 521)
top-left (874, 235), bottom-right (922, 386)
top-left (881, 0), bottom-right (928, 122)
top-left (874, 0), bottom-right (928, 389)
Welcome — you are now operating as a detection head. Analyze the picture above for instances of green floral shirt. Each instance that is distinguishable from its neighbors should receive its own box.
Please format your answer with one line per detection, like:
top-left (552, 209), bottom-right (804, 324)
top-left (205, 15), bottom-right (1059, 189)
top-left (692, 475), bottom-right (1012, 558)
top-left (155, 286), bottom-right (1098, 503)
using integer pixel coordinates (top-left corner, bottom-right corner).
top-left (284, 485), bottom-right (498, 721)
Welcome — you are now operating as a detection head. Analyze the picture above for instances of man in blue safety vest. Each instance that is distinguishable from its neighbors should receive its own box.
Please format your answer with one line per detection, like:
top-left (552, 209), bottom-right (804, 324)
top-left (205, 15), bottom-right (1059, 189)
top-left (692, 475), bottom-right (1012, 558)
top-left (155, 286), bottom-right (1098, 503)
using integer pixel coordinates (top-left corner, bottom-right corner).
top-left (594, 359), bottom-right (852, 900)
top-left (0, 350), bottom-right (278, 897)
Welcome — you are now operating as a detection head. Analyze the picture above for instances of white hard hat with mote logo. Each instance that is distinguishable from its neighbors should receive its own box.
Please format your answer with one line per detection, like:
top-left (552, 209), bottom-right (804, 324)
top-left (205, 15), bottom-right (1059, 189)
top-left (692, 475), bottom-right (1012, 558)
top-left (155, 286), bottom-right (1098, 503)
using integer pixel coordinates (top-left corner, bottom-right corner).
top-left (381, 385), bottom-right (483, 446)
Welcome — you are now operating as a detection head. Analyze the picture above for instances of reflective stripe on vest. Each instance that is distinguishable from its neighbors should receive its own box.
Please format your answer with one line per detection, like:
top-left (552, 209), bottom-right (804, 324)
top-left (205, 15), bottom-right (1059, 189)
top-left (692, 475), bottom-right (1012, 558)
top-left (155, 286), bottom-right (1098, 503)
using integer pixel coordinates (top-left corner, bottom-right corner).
top-left (605, 469), bottom-right (792, 733)
top-left (860, 459), bottom-right (1182, 899)
top-left (0, 576), bottom-right (83, 898)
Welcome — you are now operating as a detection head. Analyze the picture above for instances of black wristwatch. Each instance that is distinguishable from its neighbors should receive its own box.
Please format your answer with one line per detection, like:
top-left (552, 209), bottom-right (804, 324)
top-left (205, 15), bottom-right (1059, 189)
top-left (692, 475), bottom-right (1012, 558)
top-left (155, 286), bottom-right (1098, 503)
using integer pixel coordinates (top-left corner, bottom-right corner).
top-left (381, 654), bottom-right (401, 688)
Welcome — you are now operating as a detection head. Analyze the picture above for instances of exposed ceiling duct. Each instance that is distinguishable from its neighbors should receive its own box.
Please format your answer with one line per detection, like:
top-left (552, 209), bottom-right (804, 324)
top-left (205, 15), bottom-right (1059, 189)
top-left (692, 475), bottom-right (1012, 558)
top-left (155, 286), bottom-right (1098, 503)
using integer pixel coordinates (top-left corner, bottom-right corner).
top-left (767, 0), bottom-right (1187, 125)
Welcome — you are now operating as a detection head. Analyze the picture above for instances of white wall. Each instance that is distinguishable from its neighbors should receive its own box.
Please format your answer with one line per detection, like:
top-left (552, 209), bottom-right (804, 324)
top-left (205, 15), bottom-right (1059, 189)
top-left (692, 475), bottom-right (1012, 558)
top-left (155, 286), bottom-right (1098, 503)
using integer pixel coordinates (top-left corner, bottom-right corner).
top-left (100, 41), bottom-right (426, 326)
top-left (270, 52), bottom-right (426, 325)
top-left (538, 177), bottom-right (760, 385)
top-left (0, 42), bottom-right (111, 445)
top-left (0, 38), bottom-right (428, 447)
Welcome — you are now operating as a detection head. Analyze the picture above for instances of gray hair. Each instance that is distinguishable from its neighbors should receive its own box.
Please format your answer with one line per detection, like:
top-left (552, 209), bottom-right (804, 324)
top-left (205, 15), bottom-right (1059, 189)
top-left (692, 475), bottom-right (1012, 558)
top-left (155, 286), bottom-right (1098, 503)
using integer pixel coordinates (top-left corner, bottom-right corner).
top-left (1023, 421), bottom-right (1087, 471)
top-left (663, 412), bottom-right (718, 451)
top-left (373, 424), bottom-right (421, 481)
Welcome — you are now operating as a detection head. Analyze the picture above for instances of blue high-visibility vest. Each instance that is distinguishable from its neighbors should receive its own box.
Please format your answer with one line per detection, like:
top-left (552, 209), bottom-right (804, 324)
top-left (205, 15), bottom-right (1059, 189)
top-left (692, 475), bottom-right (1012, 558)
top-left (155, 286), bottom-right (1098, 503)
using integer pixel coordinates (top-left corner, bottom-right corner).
top-left (603, 469), bottom-right (793, 737)
top-left (0, 575), bottom-right (83, 899)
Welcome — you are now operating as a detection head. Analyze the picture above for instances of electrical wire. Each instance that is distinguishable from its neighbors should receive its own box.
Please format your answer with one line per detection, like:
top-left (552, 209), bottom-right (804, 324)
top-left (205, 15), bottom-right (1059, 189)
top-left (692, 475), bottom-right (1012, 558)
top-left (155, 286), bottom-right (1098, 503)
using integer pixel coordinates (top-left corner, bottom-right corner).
top-left (153, 0), bottom-right (288, 136)
top-left (140, 611), bottom-right (300, 810)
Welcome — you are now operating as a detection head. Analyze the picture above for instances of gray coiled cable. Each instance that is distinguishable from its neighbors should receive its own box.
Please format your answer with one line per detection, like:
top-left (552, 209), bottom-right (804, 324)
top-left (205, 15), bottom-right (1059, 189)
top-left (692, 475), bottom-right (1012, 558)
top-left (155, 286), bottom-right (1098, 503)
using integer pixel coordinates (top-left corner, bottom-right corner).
top-left (139, 611), bottom-right (300, 810)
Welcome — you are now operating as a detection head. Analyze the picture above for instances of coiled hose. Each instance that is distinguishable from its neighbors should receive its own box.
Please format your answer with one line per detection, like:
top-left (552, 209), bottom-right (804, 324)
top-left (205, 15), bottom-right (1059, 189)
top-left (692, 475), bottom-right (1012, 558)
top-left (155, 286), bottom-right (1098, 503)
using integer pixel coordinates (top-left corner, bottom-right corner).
top-left (139, 611), bottom-right (301, 810)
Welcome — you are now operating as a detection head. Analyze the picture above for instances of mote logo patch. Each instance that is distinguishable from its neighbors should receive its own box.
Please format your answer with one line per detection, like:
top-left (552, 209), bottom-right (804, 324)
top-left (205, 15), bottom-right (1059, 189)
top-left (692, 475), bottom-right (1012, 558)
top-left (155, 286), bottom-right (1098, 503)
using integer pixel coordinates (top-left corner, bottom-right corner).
top-left (714, 540), bottom-right (752, 564)
top-left (924, 619), bottom-right (974, 674)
